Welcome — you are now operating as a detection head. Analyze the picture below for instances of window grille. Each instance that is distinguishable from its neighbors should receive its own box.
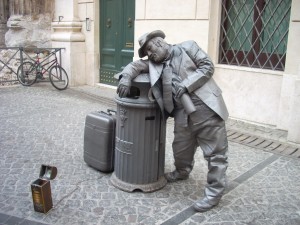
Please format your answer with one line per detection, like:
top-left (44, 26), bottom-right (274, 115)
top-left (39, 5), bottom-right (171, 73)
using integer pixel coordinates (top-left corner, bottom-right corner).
top-left (219, 0), bottom-right (291, 71)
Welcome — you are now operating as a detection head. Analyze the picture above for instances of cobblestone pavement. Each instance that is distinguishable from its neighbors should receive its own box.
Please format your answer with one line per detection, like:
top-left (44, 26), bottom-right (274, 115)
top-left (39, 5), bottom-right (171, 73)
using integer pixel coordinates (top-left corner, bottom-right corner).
top-left (0, 83), bottom-right (299, 225)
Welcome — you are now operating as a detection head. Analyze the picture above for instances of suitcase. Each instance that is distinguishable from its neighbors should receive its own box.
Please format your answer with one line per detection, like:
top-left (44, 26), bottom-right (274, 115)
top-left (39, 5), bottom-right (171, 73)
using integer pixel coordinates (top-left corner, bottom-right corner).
top-left (84, 109), bottom-right (116, 172)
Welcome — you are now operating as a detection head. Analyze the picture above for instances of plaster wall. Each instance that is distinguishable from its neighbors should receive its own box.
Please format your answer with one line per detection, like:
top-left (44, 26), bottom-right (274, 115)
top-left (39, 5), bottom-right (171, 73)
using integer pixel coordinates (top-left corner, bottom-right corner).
top-left (54, 0), bottom-right (77, 21)
top-left (77, 0), bottom-right (99, 85)
top-left (134, 20), bottom-right (209, 60)
top-left (214, 66), bottom-right (283, 126)
top-left (51, 0), bottom-right (86, 86)
top-left (52, 41), bottom-right (86, 86)
top-left (288, 77), bottom-right (300, 142)
top-left (135, 0), bottom-right (210, 60)
top-left (281, 0), bottom-right (300, 142)
top-left (277, 0), bottom-right (300, 131)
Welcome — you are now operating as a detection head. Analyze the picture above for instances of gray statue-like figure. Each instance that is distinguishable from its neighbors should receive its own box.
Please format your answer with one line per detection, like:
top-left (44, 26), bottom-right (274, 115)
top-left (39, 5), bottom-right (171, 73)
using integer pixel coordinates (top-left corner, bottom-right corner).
top-left (116, 30), bottom-right (229, 212)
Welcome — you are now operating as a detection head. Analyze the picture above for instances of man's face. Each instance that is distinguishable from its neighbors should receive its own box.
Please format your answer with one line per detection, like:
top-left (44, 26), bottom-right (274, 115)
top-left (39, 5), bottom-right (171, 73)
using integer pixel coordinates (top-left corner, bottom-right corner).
top-left (144, 38), bottom-right (168, 63)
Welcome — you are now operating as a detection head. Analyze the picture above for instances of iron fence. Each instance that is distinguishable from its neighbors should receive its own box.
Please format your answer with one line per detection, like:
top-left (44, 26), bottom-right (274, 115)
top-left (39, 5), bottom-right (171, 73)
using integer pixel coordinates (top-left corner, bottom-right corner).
top-left (219, 0), bottom-right (291, 71)
top-left (0, 47), bottom-right (64, 86)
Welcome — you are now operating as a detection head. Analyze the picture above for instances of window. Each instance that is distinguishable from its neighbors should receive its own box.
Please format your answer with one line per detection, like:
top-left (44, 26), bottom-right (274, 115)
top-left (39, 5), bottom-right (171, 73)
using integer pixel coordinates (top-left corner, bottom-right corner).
top-left (219, 0), bottom-right (291, 71)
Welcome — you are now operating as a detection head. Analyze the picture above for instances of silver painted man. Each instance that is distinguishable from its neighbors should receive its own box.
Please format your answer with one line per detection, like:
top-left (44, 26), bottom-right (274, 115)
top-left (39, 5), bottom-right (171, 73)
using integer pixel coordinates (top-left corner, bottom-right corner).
top-left (116, 30), bottom-right (229, 212)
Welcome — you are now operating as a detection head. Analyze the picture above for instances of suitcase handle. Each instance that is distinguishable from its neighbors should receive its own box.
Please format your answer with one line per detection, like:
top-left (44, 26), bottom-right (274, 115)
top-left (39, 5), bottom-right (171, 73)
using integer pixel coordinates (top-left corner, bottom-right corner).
top-left (101, 109), bottom-right (117, 116)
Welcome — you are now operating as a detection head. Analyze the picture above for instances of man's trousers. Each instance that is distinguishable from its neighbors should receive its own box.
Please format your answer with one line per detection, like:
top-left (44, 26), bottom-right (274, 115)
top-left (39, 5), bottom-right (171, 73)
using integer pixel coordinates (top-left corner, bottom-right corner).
top-left (172, 114), bottom-right (228, 204)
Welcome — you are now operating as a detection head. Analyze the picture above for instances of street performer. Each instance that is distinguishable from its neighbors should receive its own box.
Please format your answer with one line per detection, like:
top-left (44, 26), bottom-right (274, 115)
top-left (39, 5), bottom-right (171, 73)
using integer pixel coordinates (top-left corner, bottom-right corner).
top-left (115, 30), bottom-right (229, 212)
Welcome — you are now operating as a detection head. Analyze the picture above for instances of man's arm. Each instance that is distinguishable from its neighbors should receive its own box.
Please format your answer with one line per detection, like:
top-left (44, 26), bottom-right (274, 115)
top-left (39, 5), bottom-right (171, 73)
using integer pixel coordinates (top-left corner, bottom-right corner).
top-left (116, 59), bottom-right (149, 97)
top-left (180, 41), bottom-right (214, 93)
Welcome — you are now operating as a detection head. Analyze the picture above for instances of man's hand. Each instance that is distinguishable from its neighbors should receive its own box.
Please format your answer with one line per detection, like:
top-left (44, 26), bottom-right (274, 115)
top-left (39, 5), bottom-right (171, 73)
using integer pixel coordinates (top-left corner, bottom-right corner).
top-left (117, 75), bottom-right (131, 98)
top-left (175, 82), bottom-right (187, 98)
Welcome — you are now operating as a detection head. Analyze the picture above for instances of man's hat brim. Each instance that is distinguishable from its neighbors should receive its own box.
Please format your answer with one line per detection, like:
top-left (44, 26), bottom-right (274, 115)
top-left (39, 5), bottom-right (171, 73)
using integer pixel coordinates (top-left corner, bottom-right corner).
top-left (138, 30), bottom-right (166, 58)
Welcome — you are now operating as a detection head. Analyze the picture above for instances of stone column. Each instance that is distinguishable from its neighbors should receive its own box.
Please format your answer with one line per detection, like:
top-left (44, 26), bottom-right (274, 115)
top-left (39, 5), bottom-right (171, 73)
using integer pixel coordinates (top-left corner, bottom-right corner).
top-left (9, 0), bottom-right (53, 15)
top-left (0, 0), bottom-right (9, 47)
top-left (5, 0), bottom-right (54, 47)
top-left (51, 0), bottom-right (86, 86)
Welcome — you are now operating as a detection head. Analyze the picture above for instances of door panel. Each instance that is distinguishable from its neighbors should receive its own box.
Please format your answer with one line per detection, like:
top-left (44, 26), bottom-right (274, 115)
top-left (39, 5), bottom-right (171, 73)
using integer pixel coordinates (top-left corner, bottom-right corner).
top-left (100, 0), bottom-right (135, 85)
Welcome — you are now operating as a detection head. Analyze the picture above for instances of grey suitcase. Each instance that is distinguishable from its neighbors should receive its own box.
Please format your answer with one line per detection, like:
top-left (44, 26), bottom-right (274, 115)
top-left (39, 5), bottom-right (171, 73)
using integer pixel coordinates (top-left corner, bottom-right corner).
top-left (84, 109), bottom-right (116, 172)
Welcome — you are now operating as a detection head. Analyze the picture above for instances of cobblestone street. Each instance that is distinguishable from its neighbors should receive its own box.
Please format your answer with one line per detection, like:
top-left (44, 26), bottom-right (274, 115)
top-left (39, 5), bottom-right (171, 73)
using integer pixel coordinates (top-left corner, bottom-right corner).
top-left (0, 84), bottom-right (299, 225)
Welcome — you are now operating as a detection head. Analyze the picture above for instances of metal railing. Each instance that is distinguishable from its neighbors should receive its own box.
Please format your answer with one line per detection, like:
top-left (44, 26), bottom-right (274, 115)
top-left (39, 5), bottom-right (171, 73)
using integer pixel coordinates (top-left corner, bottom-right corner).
top-left (219, 0), bottom-right (291, 71)
top-left (0, 47), bottom-right (64, 85)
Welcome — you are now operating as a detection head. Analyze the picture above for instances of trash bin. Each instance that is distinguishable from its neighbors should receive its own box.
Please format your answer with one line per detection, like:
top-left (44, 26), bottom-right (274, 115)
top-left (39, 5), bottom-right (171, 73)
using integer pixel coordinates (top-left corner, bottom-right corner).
top-left (110, 73), bottom-right (167, 192)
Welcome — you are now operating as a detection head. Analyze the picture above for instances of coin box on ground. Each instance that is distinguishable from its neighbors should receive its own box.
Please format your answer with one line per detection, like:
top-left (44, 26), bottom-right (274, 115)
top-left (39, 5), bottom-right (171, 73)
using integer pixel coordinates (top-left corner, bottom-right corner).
top-left (31, 165), bottom-right (57, 213)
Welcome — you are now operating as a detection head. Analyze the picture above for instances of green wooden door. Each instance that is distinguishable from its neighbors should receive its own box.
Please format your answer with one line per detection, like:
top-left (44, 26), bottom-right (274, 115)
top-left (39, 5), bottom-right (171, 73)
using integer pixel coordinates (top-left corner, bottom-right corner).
top-left (100, 0), bottom-right (135, 86)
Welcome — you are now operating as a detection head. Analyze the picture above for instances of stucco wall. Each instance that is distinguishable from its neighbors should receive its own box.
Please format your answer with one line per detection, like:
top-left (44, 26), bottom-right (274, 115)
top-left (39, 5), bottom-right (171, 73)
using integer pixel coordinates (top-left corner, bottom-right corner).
top-left (52, 0), bottom-right (300, 142)
top-left (214, 66), bottom-right (283, 126)
top-left (134, 0), bottom-right (287, 127)
top-left (135, 0), bottom-right (210, 59)
top-left (78, 0), bottom-right (99, 86)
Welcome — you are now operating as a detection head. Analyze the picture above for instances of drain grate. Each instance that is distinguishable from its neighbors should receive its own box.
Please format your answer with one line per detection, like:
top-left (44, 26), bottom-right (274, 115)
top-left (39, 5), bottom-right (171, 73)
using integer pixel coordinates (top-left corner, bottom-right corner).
top-left (227, 129), bottom-right (300, 158)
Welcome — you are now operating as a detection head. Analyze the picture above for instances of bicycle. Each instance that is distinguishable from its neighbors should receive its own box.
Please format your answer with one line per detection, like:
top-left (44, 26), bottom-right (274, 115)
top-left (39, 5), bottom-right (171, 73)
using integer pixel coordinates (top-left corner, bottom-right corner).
top-left (17, 48), bottom-right (69, 90)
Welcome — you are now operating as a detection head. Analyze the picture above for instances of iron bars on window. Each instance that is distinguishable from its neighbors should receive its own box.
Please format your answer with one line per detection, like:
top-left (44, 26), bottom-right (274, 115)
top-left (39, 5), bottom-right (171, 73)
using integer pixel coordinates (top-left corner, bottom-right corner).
top-left (219, 0), bottom-right (291, 71)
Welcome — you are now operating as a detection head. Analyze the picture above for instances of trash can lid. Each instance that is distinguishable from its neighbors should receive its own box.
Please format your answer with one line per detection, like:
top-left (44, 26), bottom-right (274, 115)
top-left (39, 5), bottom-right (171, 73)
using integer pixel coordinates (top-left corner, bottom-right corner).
top-left (132, 73), bottom-right (150, 83)
top-left (114, 73), bottom-right (150, 83)
top-left (39, 164), bottom-right (57, 180)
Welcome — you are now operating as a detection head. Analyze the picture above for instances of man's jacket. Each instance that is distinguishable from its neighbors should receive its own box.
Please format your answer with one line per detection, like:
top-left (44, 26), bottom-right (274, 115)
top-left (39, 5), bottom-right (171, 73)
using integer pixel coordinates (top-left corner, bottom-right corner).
top-left (117, 40), bottom-right (229, 121)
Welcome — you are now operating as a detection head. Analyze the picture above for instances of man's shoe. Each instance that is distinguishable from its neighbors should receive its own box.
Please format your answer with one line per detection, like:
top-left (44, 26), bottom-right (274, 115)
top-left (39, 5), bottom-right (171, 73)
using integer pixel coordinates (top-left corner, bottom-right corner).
top-left (165, 170), bottom-right (189, 182)
top-left (193, 198), bottom-right (219, 212)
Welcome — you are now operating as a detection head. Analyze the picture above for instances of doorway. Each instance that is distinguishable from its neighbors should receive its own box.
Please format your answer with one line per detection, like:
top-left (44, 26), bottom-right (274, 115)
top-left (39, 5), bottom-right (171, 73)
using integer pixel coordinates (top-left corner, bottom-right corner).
top-left (100, 0), bottom-right (135, 86)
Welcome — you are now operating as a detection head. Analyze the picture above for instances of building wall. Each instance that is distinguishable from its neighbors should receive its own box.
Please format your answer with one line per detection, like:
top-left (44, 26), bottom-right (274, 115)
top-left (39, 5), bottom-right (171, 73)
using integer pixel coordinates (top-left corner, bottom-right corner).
top-left (279, 0), bottom-right (300, 142)
top-left (78, 0), bottom-right (99, 86)
top-left (135, 0), bottom-right (210, 59)
top-left (208, 0), bottom-right (284, 126)
top-left (208, 0), bottom-right (300, 143)
top-left (52, 0), bottom-right (300, 143)
top-left (0, 0), bottom-right (9, 47)
top-left (135, 0), bottom-right (292, 128)
top-left (75, 0), bottom-right (211, 84)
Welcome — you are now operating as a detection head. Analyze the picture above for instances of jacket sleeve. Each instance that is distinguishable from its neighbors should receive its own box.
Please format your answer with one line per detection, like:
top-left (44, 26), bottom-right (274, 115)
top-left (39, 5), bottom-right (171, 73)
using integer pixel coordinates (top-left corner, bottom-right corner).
top-left (180, 41), bottom-right (214, 93)
top-left (115, 59), bottom-right (149, 80)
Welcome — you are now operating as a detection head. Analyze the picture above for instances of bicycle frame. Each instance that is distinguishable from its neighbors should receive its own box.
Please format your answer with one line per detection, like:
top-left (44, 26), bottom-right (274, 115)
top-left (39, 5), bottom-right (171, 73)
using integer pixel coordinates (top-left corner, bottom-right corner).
top-left (17, 48), bottom-right (69, 90)
top-left (31, 49), bottom-right (61, 78)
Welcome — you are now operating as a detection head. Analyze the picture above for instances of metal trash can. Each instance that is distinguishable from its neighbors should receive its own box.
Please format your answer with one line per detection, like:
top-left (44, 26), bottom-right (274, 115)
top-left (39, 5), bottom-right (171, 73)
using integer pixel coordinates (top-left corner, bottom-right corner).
top-left (110, 73), bottom-right (167, 192)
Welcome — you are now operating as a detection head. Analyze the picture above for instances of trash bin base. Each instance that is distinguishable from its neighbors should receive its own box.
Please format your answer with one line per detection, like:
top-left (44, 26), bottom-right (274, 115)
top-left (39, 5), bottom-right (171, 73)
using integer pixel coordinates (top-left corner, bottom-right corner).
top-left (110, 173), bottom-right (167, 193)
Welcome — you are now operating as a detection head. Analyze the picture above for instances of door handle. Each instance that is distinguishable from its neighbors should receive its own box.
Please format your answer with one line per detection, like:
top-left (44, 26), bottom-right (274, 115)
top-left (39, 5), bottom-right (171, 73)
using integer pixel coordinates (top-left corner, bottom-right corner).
top-left (128, 18), bottom-right (132, 28)
top-left (106, 18), bottom-right (111, 28)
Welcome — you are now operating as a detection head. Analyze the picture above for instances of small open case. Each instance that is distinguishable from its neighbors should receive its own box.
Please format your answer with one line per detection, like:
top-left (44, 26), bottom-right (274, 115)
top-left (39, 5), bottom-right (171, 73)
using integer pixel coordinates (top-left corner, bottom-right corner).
top-left (31, 165), bottom-right (57, 213)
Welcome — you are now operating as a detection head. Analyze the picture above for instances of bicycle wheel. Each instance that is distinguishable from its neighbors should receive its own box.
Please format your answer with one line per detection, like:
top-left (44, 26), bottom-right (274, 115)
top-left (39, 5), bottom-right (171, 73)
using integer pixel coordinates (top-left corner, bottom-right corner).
top-left (49, 65), bottom-right (69, 90)
top-left (17, 62), bottom-right (37, 86)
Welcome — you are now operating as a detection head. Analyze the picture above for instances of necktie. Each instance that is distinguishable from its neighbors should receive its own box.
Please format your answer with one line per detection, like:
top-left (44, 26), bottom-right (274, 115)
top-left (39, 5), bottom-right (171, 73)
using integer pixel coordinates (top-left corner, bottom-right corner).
top-left (162, 64), bottom-right (174, 113)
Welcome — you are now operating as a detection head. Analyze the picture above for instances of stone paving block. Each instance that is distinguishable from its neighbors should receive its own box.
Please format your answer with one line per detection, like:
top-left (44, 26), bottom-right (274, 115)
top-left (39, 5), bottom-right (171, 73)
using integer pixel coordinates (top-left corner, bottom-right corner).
top-left (1, 86), bottom-right (300, 225)
top-left (182, 157), bottom-right (300, 225)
